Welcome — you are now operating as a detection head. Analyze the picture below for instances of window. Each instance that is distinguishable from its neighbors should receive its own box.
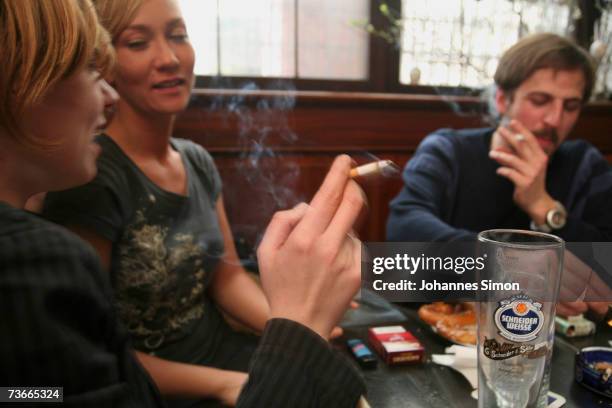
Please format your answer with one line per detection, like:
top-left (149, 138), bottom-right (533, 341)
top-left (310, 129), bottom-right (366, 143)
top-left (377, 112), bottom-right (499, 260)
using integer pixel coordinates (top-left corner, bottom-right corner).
top-left (179, 0), bottom-right (370, 80)
top-left (399, 0), bottom-right (569, 87)
top-left (179, 0), bottom-right (612, 98)
top-left (593, 6), bottom-right (612, 98)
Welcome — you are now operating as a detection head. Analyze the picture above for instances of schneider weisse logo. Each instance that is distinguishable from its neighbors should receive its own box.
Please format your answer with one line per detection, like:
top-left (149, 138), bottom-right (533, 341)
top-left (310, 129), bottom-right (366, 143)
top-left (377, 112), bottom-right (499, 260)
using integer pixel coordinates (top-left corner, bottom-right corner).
top-left (494, 295), bottom-right (544, 342)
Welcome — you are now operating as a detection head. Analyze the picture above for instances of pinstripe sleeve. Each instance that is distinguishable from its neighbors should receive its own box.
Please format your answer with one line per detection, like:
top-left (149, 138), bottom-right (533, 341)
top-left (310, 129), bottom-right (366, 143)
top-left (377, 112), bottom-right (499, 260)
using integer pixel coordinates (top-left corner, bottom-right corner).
top-left (237, 318), bottom-right (365, 408)
top-left (0, 208), bottom-right (163, 407)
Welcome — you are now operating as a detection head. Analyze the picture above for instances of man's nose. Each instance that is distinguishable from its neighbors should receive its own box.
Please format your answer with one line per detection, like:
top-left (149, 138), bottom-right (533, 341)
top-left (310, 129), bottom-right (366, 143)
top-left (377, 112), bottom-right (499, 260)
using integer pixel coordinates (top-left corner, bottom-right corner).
top-left (543, 100), bottom-right (564, 128)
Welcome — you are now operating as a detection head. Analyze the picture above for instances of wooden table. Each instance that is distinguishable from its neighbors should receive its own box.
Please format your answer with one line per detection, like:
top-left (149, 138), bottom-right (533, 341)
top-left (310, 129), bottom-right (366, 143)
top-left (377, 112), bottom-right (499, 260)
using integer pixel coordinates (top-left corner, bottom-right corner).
top-left (337, 304), bottom-right (612, 408)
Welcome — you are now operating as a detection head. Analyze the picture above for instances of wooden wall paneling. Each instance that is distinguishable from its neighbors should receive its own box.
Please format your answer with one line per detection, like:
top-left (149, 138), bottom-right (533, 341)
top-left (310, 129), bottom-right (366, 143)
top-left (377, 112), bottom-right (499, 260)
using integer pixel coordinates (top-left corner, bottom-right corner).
top-left (174, 91), bottom-right (612, 254)
top-left (213, 154), bottom-right (340, 249)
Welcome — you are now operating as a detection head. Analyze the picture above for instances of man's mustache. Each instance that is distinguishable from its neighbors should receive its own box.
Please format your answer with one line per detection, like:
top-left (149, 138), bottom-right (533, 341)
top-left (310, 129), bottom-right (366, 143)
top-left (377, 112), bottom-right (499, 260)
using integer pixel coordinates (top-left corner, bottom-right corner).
top-left (533, 128), bottom-right (559, 145)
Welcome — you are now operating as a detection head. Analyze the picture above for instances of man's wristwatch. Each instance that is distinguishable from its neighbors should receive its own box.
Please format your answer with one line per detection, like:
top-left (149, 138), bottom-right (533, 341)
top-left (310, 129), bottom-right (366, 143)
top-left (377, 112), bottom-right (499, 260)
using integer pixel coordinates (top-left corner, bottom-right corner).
top-left (530, 201), bottom-right (567, 233)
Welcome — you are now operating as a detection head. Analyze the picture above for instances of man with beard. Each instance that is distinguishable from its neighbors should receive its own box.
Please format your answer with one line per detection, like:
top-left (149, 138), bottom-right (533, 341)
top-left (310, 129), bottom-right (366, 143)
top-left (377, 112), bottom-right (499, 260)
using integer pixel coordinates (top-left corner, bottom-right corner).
top-left (387, 33), bottom-right (612, 318)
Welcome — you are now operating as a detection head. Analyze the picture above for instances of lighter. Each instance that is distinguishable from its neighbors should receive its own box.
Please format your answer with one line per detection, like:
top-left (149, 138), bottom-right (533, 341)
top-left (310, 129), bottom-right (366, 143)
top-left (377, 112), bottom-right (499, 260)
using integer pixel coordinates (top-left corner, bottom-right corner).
top-left (347, 338), bottom-right (378, 369)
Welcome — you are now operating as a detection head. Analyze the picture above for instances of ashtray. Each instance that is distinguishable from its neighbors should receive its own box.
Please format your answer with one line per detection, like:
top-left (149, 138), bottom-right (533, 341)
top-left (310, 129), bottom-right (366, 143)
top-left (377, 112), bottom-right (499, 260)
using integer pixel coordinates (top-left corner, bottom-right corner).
top-left (575, 347), bottom-right (612, 398)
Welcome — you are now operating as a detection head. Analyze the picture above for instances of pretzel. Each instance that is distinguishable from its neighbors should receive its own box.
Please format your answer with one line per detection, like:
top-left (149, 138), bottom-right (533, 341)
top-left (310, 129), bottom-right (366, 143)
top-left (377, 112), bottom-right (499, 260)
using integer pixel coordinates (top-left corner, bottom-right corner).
top-left (435, 310), bottom-right (477, 345)
top-left (417, 302), bottom-right (455, 326)
top-left (418, 302), bottom-right (477, 345)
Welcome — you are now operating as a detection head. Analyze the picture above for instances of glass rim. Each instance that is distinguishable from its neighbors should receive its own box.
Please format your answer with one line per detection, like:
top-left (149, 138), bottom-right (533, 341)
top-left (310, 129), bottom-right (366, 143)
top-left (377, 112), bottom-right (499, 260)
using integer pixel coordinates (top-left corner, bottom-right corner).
top-left (477, 228), bottom-right (564, 249)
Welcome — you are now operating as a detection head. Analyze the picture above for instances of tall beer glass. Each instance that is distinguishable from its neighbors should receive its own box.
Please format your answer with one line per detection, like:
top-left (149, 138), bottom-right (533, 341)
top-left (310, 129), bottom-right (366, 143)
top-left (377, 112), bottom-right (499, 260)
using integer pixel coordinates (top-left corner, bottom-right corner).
top-left (477, 229), bottom-right (564, 408)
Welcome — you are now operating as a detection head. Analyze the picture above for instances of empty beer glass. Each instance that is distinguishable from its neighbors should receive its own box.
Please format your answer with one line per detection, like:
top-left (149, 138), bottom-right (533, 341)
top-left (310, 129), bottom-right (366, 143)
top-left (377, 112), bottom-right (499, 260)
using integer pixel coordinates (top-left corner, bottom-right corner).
top-left (477, 229), bottom-right (564, 408)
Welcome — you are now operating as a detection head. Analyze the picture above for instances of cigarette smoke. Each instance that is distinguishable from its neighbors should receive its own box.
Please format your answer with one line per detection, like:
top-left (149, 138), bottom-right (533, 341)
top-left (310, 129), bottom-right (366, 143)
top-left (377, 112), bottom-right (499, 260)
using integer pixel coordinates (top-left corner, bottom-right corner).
top-left (203, 79), bottom-right (304, 268)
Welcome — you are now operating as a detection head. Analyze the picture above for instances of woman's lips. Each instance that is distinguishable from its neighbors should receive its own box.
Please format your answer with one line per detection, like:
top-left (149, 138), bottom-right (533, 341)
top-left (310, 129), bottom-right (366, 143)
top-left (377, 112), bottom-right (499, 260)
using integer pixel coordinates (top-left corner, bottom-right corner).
top-left (152, 78), bottom-right (186, 93)
top-left (95, 120), bottom-right (108, 132)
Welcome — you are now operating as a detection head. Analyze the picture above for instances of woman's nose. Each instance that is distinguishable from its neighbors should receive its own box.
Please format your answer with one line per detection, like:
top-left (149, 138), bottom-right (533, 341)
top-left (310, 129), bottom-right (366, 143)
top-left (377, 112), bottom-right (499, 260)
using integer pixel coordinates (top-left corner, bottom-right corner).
top-left (101, 79), bottom-right (119, 106)
top-left (153, 40), bottom-right (180, 71)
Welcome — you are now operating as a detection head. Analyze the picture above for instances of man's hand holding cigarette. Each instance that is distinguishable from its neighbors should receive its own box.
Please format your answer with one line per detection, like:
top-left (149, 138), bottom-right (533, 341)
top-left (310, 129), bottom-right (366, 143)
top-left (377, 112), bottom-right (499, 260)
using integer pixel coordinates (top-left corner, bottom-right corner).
top-left (257, 155), bottom-right (365, 339)
top-left (489, 120), bottom-right (555, 225)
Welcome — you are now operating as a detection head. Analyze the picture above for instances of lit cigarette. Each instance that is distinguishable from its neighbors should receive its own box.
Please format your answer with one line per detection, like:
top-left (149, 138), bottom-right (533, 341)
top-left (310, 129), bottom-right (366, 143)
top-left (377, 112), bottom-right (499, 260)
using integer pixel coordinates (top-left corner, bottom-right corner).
top-left (350, 160), bottom-right (397, 178)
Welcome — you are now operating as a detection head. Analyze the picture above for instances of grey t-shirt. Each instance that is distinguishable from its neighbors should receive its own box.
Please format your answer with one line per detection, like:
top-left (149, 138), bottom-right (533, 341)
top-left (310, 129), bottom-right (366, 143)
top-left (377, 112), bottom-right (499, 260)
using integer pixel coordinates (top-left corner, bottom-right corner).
top-left (44, 135), bottom-right (236, 366)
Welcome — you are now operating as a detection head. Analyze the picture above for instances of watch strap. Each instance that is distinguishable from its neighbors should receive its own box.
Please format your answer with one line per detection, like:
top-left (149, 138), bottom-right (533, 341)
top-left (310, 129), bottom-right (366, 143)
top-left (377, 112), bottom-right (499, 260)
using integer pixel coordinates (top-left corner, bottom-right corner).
top-left (530, 219), bottom-right (552, 233)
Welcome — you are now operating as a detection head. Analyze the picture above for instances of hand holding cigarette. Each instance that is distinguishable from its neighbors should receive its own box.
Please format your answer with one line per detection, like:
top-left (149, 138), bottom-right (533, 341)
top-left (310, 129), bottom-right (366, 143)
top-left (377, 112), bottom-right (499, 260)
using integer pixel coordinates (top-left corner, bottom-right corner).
top-left (258, 155), bottom-right (365, 339)
top-left (490, 119), bottom-right (554, 223)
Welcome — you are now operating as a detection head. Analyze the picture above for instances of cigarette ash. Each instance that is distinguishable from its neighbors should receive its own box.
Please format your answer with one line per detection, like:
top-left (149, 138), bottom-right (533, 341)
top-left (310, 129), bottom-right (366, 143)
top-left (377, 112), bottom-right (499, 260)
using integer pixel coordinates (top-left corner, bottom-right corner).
top-left (379, 160), bottom-right (401, 177)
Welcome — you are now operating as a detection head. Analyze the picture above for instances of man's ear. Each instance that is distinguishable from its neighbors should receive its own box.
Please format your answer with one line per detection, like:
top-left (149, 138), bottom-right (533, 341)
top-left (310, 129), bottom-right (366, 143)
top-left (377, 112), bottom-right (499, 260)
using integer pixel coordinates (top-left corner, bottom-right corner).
top-left (495, 88), bottom-right (508, 116)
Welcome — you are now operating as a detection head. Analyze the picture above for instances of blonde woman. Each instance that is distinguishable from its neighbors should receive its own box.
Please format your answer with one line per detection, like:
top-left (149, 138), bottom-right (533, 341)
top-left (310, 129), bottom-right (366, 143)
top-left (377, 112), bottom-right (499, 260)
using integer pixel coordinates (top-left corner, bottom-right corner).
top-left (42, 0), bottom-right (363, 406)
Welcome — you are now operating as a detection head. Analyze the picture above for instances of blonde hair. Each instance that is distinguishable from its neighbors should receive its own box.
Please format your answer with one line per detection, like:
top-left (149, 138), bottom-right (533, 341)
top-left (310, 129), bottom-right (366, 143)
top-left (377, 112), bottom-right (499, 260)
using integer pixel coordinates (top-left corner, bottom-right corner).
top-left (0, 0), bottom-right (114, 146)
top-left (94, 0), bottom-right (145, 42)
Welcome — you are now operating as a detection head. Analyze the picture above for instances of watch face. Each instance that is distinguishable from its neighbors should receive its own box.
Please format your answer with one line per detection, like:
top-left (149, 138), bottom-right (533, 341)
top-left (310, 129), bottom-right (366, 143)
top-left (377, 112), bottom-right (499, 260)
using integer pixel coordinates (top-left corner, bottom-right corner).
top-left (547, 205), bottom-right (567, 230)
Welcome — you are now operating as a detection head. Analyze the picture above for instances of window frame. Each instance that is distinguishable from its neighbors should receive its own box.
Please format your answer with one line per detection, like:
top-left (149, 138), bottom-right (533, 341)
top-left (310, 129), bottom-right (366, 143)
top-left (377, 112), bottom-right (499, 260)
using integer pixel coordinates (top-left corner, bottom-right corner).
top-left (193, 0), bottom-right (396, 92)
top-left (191, 0), bottom-right (603, 97)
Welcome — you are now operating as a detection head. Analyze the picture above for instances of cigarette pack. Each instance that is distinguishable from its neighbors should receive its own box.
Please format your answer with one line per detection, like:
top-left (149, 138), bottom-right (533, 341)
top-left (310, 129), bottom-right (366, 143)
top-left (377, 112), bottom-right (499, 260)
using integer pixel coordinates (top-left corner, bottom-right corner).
top-left (368, 325), bottom-right (424, 366)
